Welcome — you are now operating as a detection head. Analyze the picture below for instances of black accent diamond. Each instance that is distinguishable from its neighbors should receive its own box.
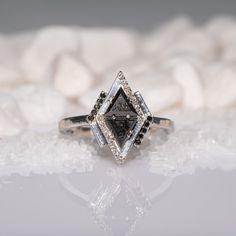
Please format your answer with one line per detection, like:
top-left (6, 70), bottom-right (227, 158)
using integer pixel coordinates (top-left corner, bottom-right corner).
top-left (105, 88), bottom-right (138, 148)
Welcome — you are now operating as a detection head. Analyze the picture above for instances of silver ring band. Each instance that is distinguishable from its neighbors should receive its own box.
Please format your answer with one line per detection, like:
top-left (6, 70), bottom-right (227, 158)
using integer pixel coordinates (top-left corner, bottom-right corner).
top-left (59, 115), bottom-right (174, 135)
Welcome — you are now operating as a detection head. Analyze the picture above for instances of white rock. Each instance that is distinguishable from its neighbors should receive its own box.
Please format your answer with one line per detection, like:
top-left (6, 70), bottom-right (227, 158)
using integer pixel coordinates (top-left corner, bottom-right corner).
top-left (133, 72), bottom-right (183, 113)
top-left (206, 17), bottom-right (236, 34)
top-left (9, 32), bottom-right (34, 56)
top-left (206, 17), bottom-right (236, 47)
top-left (79, 88), bottom-right (102, 110)
top-left (0, 65), bottom-right (22, 89)
top-left (53, 54), bottom-right (94, 98)
top-left (0, 93), bottom-right (26, 136)
top-left (105, 55), bottom-right (158, 81)
top-left (204, 64), bottom-right (236, 108)
top-left (162, 52), bottom-right (205, 70)
top-left (80, 28), bottom-right (137, 74)
top-left (222, 45), bottom-right (236, 63)
top-left (12, 85), bottom-right (66, 124)
top-left (219, 27), bottom-right (236, 49)
top-left (20, 26), bottom-right (80, 82)
top-left (143, 17), bottom-right (192, 55)
top-left (165, 28), bottom-right (216, 60)
top-left (0, 33), bottom-right (34, 62)
top-left (0, 36), bottom-right (18, 63)
top-left (0, 35), bottom-right (27, 88)
top-left (173, 62), bottom-right (204, 109)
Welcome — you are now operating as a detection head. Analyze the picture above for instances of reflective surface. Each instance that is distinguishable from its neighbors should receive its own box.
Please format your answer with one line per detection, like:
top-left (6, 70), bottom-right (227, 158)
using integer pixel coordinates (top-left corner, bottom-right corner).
top-left (0, 159), bottom-right (236, 236)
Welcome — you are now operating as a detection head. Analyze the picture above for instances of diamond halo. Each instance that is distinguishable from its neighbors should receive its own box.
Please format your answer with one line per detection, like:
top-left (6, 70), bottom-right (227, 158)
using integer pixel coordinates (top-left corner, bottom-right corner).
top-left (87, 71), bottom-right (152, 164)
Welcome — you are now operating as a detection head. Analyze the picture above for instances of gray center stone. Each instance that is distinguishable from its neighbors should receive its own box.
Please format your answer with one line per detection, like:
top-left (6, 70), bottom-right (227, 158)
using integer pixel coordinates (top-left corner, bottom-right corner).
top-left (104, 88), bottom-right (138, 148)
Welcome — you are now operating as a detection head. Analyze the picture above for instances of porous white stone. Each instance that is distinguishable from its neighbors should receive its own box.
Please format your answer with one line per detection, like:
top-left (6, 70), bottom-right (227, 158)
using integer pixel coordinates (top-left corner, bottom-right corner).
top-left (203, 64), bottom-right (236, 108)
top-left (20, 26), bottom-right (80, 82)
top-left (206, 17), bottom-right (236, 35)
top-left (143, 17), bottom-right (192, 55)
top-left (0, 65), bottom-right (22, 89)
top-left (164, 28), bottom-right (216, 60)
top-left (206, 17), bottom-right (236, 48)
top-left (222, 45), bottom-right (236, 63)
top-left (0, 36), bottom-right (19, 63)
top-left (53, 54), bottom-right (94, 98)
top-left (130, 71), bottom-right (182, 113)
top-left (79, 88), bottom-right (102, 110)
top-left (12, 85), bottom-right (66, 124)
top-left (1, 33), bottom-right (34, 61)
top-left (172, 62), bottom-right (204, 109)
top-left (80, 28), bottom-right (137, 74)
top-left (0, 93), bottom-right (26, 136)
top-left (106, 55), bottom-right (158, 81)
top-left (0, 35), bottom-right (28, 88)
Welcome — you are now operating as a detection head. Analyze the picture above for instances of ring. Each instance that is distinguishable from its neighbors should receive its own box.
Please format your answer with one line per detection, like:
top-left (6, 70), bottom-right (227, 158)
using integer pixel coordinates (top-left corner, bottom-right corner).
top-left (59, 71), bottom-right (174, 164)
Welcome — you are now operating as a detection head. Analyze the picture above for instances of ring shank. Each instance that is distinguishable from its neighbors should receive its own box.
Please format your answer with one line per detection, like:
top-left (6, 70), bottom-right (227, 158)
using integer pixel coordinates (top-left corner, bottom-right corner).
top-left (152, 116), bottom-right (174, 133)
top-left (59, 115), bottom-right (90, 135)
top-left (59, 115), bottom-right (174, 135)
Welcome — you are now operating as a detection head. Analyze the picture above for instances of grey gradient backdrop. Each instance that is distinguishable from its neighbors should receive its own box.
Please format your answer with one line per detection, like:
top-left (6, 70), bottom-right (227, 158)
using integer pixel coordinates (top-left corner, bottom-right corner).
top-left (0, 0), bottom-right (236, 33)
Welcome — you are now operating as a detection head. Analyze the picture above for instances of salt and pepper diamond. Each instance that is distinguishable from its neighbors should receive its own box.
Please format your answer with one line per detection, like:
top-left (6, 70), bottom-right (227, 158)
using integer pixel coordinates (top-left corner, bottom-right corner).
top-left (104, 88), bottom-right (138, 149)
top-left (87, 71), bottom-right (152, 164)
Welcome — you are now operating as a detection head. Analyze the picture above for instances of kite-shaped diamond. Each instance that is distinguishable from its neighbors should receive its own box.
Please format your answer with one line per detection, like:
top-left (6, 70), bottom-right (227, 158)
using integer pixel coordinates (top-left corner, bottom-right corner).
top-left (88, 71), bottom-right (152, 164)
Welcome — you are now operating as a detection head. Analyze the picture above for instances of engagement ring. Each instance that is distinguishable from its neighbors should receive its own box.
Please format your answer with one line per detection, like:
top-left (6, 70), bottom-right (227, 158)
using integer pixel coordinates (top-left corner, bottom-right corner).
top-left (59, 71), bottom-right (174, 164)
